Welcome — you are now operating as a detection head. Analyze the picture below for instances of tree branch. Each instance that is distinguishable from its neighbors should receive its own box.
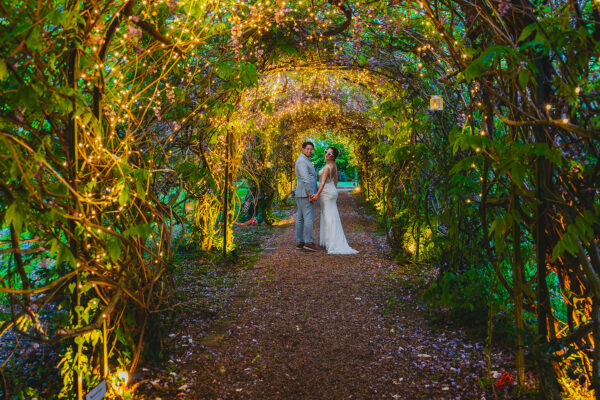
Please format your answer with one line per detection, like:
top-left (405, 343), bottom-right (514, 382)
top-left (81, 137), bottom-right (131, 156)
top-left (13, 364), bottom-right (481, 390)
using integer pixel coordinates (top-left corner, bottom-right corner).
top-left (321, 0), bottom-right (353, 38)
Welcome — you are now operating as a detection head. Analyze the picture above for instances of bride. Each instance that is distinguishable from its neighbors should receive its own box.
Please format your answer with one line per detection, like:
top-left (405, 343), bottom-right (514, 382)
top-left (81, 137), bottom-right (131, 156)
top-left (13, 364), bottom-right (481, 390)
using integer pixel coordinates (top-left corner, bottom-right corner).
top-left (310, 147), bottom-right (358, 255)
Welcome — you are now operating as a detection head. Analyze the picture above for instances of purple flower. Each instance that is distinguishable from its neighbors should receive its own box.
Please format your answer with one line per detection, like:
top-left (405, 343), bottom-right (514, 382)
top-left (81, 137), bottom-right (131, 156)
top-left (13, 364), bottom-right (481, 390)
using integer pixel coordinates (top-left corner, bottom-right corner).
top-left (126, 24), bottom-right (142, 40)
top-left (16, 106), bottom-right (24, 122)
top-left (498, 0), bottom-right (511, 16)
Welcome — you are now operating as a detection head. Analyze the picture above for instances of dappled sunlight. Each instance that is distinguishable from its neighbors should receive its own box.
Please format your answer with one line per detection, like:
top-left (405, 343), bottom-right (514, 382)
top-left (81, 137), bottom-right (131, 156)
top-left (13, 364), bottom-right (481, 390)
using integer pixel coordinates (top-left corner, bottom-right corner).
top-left (272, 215), bottom-right (296, 227)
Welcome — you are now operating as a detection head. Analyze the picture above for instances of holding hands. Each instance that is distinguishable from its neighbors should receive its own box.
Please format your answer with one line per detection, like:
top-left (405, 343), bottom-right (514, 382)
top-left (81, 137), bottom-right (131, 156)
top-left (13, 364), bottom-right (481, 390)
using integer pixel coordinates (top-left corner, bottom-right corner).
top-left (309, 194), bottom-right (319, 202)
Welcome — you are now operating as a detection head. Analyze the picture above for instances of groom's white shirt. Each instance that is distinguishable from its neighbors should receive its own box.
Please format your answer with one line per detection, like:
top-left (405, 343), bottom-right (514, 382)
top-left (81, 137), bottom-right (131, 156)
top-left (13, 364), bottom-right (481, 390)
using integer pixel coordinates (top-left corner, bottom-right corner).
top-left (295, 153), bottom-right (318, 198)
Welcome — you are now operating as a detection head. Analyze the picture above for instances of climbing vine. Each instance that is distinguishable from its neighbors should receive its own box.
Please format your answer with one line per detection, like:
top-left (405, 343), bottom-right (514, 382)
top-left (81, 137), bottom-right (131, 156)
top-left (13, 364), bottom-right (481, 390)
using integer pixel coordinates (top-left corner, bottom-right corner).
top-left (1, 0), bottom-right (599, 398)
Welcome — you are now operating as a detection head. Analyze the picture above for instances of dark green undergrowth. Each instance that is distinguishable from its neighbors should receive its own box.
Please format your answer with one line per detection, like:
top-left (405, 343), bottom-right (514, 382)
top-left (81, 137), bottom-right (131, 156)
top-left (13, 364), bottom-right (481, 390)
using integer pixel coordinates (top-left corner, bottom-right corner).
top-left (362, 197), bottom-right (528, 344)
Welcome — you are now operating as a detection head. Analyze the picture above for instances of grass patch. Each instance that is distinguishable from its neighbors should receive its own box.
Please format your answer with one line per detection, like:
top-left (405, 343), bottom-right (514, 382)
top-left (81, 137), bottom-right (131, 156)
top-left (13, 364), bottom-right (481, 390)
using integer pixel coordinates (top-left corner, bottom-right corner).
top-left (337, 181), bottom-right (356, 187)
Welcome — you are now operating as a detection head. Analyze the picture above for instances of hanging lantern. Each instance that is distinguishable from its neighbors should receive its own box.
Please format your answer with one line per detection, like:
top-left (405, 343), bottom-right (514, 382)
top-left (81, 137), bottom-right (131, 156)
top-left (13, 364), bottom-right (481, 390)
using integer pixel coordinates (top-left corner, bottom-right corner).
top-left (185, 201), bottom-right (194, 212)
top-left (430, 95), bottom-right (443, 111)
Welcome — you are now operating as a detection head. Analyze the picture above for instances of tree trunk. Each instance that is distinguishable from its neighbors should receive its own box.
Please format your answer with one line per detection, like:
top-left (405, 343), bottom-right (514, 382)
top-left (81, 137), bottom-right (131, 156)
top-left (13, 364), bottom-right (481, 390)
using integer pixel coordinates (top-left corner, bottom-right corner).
top-left (533, 53), bottom-right (562, 400)
top-left (511, 190), bottom-right (526, 391)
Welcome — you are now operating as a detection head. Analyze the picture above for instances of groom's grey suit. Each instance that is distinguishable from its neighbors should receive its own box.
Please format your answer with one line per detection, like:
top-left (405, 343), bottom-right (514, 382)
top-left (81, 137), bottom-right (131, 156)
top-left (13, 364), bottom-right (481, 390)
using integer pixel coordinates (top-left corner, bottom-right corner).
top-left (295, 153), bottom-right (318, 244)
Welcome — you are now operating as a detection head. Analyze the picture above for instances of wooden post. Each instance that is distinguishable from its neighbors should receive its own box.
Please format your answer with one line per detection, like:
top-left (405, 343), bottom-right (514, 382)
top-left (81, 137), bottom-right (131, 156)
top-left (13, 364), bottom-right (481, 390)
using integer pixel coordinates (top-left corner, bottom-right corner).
top-left (76, 275), bottom-right (82, 400)
top-left (223, 129), bottom-right (232, 260)
top-left (103, 319), bottom-right (108, 379)
top-left (511, 194), bottom-right (526, 390)
top-left (415, 218), bottom-right (420, 262)
top-left (69, 44), bottom-right (83, 400)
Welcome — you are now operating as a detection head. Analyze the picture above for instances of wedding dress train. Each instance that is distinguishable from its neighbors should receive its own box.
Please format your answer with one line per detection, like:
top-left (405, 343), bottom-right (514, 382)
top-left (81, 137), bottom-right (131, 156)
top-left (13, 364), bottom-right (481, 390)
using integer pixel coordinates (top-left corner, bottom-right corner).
top-left (318, 167), bottom-right (358, 255)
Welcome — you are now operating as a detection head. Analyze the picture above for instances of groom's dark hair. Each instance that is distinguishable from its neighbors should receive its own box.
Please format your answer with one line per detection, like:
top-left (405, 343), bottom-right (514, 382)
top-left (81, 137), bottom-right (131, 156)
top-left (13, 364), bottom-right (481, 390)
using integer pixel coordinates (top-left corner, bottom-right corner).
top-left (302, 141), bottom-right (314, 149)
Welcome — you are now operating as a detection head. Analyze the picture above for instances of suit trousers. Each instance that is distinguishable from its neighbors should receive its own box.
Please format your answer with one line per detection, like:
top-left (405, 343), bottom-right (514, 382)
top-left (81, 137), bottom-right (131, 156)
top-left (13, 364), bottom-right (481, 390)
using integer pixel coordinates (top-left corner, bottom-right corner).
top-left (295, 197), bottom-right (315, 243)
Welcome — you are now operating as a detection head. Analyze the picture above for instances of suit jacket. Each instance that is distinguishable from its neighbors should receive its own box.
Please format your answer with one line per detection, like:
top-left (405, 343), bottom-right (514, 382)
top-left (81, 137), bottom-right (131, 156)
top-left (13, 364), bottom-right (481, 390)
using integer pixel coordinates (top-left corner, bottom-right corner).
top-left (295, 154), bottom-right (318, 198)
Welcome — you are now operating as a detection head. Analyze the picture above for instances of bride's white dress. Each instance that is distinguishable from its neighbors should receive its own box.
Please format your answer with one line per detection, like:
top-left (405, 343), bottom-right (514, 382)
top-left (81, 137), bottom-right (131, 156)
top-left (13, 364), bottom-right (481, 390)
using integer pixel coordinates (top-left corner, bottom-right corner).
top-left (318, 165), bottom-right (358, 254)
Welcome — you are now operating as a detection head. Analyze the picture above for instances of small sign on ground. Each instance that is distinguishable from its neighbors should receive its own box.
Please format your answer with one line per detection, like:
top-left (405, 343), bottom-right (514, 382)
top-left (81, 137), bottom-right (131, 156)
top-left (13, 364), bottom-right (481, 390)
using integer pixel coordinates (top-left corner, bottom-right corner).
top-left (86, 380), bottom-right (106, 400)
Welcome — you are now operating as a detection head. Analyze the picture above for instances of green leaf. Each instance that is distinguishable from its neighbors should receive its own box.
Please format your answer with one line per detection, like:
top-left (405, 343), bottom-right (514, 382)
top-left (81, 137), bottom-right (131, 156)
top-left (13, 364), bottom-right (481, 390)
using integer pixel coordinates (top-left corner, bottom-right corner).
top-left (490, 216), bottom-right (506, 237)
top-left (213, 101), bottom-right (234, 115)
top-left (0, 61), bottom-right (7, 82)
top-left (3, 23), bottom-right (31, 39)
top-left (118, 185), bottom-right (130, 206)
top-left (490, 215), bottom-right (510, 253)
top-left (135, 178), bottom-right (146, 201)
top-left (47, 182), bottom-right (69, 196)
top-left (56, 244), bottom-right (76, 268)
top-left (25, 26), bottom-right (42, 51)
top-left (90, 329), bottom-right (101, 346)
top-left (216, 62), bottom-right (235, 80)
top-left (115, 328), bottom-right (132, 346)
top-left (5, 201), bottom-right (25, 236)
top-left (377, 99), bottom-right (404, 117)
top-left (123, 224), bottom-right (152, 239)
top-left (47, 8), bottom-right (69, 27)
top-left (276, 38), bottom-right (298, 56)
top-left (16, 85), bottom-right (38, 108)
top-left (106, 236), bottom-right (122, 262)
top-left (257, 99), bottom-right (273, 114)
top-left (449, 157), bottom-right (478, 175)
top-left (131, 169), bottom-right (150, 201)
top-left (517, 24), bottom-right (537, 43)
top-left (239, 63), bottom-right (258, 88)
top-left (518, 70), bottom-right (529, 90)
top-left (511, 163), bottom-right (526, 187)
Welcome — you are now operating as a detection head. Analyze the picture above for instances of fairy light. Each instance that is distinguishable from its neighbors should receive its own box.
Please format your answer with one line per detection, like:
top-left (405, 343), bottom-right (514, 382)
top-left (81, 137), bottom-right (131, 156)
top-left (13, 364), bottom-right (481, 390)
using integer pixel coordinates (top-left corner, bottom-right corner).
top-left (15, 0), bottom-right (579, 390)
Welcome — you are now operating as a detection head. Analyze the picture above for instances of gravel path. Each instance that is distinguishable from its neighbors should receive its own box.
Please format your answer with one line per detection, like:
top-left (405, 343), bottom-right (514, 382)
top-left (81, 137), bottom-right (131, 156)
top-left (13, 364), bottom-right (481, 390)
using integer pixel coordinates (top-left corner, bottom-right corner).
top-left (155, 189), bottom-right (513, 399)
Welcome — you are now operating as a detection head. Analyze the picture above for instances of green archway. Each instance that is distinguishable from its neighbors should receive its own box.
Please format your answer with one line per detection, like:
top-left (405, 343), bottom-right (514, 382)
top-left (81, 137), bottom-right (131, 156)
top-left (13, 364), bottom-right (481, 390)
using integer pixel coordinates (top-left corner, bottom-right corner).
top-left (1, 0), bottom-right (599, 398)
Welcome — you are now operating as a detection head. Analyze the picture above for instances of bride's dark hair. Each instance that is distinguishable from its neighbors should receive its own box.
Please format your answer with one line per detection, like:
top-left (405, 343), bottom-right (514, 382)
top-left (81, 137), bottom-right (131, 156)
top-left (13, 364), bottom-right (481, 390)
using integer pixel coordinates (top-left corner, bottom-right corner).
top-left (327, 146), bottom-right (339, 159)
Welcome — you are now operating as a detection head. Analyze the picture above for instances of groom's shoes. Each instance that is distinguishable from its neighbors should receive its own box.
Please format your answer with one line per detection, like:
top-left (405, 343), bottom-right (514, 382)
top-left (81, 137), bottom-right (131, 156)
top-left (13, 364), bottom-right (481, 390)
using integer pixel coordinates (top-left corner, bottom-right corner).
top-left (303, 242), bottom-right (318, 252)
top-left (296, 242), bottom-right (304, 250)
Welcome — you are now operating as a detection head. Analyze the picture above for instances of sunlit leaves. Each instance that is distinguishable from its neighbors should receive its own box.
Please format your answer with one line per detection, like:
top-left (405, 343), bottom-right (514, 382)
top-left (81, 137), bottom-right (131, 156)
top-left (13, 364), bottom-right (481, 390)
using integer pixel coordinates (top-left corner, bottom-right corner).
top-left (0, 61), bottom-right (7, 81)
top-left (216, 62), bottom-right (258, 89)
top-left (46, 238), bottom-right (76, 269)
top-left (105, 236), bottom-right (122, 262)
top-left (240, 63), bottom-right (258, 88)
top-left (123, 224), bottom-right (153, 240)
top-left (216, 62), bottom-right (236, 80)
top-left (459, 46), bottom-right (516, 83)
top-left (552, 208), bottom-right (600, 260)
top-left (4, 200), bottom-right (26, 236)
top-left (118, 185), bottom-right (130, 206)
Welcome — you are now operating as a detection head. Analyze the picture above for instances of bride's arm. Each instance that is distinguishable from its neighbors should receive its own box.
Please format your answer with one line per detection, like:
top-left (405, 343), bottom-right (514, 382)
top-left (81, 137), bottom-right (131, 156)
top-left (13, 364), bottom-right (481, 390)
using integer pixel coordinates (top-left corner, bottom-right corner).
top-left (314, 167), bottom-right (329, 199)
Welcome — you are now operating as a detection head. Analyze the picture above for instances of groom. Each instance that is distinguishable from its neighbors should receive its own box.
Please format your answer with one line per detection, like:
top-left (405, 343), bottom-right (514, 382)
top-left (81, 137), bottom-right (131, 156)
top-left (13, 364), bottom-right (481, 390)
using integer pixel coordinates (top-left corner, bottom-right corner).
top-left (295, 141), bottom-right (319, 251)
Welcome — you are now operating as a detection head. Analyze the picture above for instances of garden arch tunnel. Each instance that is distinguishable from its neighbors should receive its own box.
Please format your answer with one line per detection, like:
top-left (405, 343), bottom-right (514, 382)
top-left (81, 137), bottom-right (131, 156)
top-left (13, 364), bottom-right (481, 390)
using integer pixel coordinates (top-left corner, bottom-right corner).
top-left (1, 1), bottom-right (598, 398)
top-left (218, 64), bottom-right (429, 225)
